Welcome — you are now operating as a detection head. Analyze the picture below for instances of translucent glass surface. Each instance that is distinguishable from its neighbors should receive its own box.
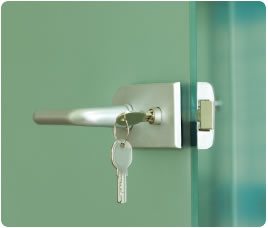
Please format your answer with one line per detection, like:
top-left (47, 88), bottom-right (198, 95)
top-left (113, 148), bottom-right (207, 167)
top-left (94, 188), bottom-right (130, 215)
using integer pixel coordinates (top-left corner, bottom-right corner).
top-left (197, 2), bottom-right (265, 226)
top-left (2, 2), bottom-right (198, 226)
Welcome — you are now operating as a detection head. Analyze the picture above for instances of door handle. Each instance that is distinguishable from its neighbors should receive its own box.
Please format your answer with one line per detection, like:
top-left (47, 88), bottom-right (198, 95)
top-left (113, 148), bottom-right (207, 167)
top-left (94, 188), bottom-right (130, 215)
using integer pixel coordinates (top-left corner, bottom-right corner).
top-left (33, 82), bottom-right (215, 149)
top-left (33, 105), bottom-right (131, 127)
top-left (33, 105), bottom-right (162, 127)
top-left (33, 82), bottom-right (182, 148)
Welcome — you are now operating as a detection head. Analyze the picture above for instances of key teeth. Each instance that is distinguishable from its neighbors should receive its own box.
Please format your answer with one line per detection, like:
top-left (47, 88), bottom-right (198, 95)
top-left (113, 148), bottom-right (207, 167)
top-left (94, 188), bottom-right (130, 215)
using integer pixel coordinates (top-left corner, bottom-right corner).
top-left (117, 174), bottom-right (127, 204)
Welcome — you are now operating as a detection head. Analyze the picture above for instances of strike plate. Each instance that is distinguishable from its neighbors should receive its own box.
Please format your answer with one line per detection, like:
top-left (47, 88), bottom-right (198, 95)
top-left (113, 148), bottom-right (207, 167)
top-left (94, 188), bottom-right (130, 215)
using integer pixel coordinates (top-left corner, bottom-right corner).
top-left (113, 83), bottom-right (181, 148)
top-left (197, 82), bottom-right (215, 149)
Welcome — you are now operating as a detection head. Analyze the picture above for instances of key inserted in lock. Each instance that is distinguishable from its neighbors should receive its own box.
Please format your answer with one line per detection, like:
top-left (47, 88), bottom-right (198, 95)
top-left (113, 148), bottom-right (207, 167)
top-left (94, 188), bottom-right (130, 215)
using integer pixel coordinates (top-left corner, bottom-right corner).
top-left (116, 107), bottom-right (162, 127)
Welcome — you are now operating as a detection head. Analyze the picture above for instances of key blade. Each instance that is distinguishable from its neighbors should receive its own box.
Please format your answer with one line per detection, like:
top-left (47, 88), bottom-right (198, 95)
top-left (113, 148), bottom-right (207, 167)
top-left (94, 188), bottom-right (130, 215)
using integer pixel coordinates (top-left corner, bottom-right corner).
top-left (118, 174), bottom-right (127, 204)
top-left (111, 140), bottom-right (133, 204)
top-left (116, 112), bottom-right (147, 126)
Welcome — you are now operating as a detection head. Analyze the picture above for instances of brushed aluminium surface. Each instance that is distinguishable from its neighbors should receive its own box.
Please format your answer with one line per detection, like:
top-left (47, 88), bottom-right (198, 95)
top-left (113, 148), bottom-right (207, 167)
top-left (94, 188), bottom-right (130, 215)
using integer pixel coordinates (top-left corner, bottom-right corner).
top-left (113, 82), bottom-right (181, 148)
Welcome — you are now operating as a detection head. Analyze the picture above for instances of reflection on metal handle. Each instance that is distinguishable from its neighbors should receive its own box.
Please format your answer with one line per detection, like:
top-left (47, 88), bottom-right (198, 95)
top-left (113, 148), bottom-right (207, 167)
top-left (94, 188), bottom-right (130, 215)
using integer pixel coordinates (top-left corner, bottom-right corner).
top-left (33, 105), bottom-right (132, 127)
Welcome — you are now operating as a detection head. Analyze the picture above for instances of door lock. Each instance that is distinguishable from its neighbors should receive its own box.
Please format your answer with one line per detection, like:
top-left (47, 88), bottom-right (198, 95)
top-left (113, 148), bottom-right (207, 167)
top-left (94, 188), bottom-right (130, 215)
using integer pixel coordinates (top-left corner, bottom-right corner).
top-left (34, 83), bottom-right (181, 148)
top-left (33, 82), bottom-right (215, 149)
top-left (33, 82), bottom-right (215, 204)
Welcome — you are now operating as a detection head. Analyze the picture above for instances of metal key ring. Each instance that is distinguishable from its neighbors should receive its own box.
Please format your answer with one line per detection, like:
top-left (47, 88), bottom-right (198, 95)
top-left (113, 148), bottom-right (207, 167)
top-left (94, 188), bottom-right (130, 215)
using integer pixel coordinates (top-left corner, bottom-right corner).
top-left (113, 113), bottom-right (130, 144)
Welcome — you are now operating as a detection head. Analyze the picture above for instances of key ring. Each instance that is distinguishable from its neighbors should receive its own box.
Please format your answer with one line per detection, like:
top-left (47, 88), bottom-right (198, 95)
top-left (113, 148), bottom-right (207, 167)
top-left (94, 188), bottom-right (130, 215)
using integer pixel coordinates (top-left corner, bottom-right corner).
top-left (113, 113), bottom-right (131, 145)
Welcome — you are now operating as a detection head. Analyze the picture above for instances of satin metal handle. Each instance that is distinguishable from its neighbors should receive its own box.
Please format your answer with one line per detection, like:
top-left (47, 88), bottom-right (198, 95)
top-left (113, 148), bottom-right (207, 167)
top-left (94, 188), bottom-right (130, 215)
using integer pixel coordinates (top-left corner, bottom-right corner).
top-left (33, 104), bottom-right (132, 127)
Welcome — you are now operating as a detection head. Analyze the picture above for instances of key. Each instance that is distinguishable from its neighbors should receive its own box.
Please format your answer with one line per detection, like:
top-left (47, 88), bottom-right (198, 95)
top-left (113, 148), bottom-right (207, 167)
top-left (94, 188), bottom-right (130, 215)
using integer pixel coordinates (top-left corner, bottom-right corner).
top-left (111, 139), bottom-right (133, 204)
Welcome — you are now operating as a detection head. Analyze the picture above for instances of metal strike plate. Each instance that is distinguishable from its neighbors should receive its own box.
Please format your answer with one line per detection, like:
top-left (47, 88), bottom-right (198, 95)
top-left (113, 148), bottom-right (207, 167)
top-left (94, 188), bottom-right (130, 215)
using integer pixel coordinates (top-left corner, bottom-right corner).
top-left (197, 82), bottom-right (215, 149)
top-left (113, 83), bottom-right (181, 148)
top-left (198, 100), bottom-right (213, 131)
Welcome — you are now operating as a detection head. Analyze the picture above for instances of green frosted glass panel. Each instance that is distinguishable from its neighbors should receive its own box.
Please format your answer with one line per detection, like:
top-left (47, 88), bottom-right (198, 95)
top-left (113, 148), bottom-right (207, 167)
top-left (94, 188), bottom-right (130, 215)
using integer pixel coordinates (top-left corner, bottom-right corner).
top-left (197, 2), bottom-right (265, 226)
top-left (2, 2), bottom-right (198, 226)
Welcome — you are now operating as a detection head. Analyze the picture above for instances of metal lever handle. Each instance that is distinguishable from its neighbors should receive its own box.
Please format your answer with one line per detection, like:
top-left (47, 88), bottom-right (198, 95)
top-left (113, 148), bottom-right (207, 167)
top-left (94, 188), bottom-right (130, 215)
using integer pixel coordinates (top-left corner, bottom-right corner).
top-left (33, 105), bottom-right (132, 127)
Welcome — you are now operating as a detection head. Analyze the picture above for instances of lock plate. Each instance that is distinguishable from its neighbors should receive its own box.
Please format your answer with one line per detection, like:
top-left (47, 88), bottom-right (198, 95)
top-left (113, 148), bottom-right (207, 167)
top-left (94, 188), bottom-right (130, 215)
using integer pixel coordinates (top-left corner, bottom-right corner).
top-left (113, 83), bottom-right (181, 148)
top-left (199, 100), bottom-right (213, 131)
top-left (197, 82), bottom-right (215, 149)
